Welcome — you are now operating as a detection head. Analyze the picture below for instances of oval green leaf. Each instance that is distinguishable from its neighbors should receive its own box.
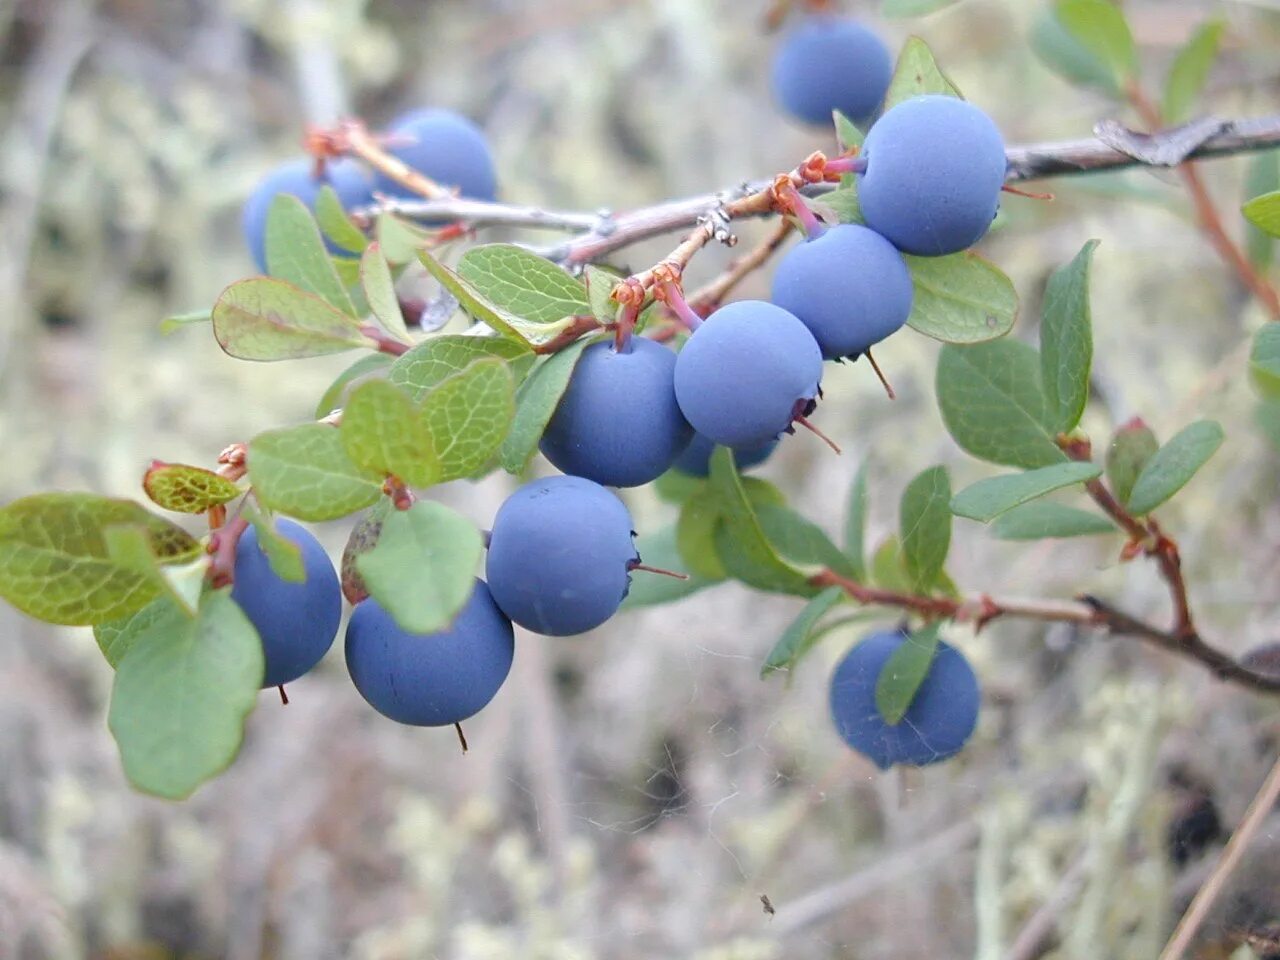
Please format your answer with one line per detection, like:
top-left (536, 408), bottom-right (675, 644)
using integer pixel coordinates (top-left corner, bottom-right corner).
top-left (249, 424), bottom-right (385, 521)
top-left (875, 621), bottom-right (943, 726)
top-left (951, 462), bottom-right (1102, 523)
top-left (1125, 420), bottom-right (1224, 516)
top-left (905, 253), bottom-right (1018, 344)
top-left (212, 277), bottom-right (373, 361)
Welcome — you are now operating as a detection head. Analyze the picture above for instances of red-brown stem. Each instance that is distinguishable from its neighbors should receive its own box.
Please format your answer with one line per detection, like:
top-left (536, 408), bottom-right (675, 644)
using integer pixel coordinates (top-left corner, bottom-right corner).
top-left (863, 349), bottom-right (896, 400)
top-left (532, 315), bottom-right (605, 355)
top-left (793, 414), bottom-right (842, 454)
top-left (207, 514), bottom-right (251, 588)
top-left (1126, 85), bottom-right (1280, 320)
top-left (278, 685), bottom-right (289, 705)
top-left (359, 324), bottom-right (411, 356)
top-left (1001, 183), bottom-right (1055, 201)
top-left (688, 219), bottom-right (796, 314)
top-left (806, 570), bottom-right (1280, 694)
top-left (335, 120), bottom-right (451, 201)
top-left (629, 563), bottom-right (690, 580)
top-left (383, 477), bottom-right (416, 511)
top-left (455, 722), bottom-right (469, 754)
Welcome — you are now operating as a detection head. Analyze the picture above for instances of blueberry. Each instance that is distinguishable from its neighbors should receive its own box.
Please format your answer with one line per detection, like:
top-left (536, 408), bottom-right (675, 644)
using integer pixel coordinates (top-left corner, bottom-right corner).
top-left (671, 433), bottom-right (779, 478)
top-left (673, 300), bottom-right (824, 449)
top-left (241, 158), bottom-right (373, 273)
top-left (231, 519), bottom-right (342, 689)
top-left (771, 224), bottom-right (914, 360)
top-left (373, 108), bottom-right (498, 204)
top-left (486, 475), bottom-right (638, 636)
top-left (540, 339), bottom-right (693, 488)
top-left (771, 16), bottom-right (893, 126)
top-left (857, 95), bottom-right (1007, 256)
top-left (345, 579), bottom-right (514, 726)
top-left (828, 628), bottom-right (980, 769)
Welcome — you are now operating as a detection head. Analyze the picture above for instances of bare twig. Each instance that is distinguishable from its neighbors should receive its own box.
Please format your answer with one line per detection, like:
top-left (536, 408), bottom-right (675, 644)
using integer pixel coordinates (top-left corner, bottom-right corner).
top-left (1158, 754), bottom-right (1280, 960)
top-left (688, 219), bottom-right (797, 312)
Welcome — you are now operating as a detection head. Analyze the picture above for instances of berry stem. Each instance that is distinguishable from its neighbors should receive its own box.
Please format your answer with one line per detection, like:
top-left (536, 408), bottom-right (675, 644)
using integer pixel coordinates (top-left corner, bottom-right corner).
top-left (207, 513), bottom-right (251, 589)
top-left (824, 155), bottom-right (867, 176)
top-left (793, 414), bottom-right (842, 455)
top-left (628, 562), bottom-right (690, 581)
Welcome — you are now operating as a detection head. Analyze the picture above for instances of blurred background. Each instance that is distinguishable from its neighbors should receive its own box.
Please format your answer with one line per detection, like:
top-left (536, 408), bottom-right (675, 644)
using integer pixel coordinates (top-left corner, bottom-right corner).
top-left (1, 0), bottom-right (1280, 957)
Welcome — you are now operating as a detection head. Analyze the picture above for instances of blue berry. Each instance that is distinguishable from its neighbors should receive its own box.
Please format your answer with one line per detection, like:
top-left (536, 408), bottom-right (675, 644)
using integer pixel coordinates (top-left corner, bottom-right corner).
top-left (345, 580), bottom-right (514, 726)
top-left (828, 628), bottom-right (980, 769)
top-left (671, 433), bottom-right (779, 478)
top-left (373, 108), bottom-right (498, 204)
top-left (771, 16), bottom-right (892, 126)
top-left (242, 158), bottom-right (373, 273)
top-left (673, 300), bottom-right (824, 449)
top-left (771, 224), bottom-right (914, 360)
top-left (231, 519), bottom-right (342, 689)
top-left (857, 95), bottom-right (1007, 256)
top-left (540, 339), bottom-right (693, 488)
top-left (486, 476), bottom-right (638, 636)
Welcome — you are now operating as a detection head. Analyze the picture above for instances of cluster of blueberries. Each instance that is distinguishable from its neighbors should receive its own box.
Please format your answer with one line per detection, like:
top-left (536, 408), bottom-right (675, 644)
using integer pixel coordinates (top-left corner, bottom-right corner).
top-left (230, 11), bottom-right (992, 765)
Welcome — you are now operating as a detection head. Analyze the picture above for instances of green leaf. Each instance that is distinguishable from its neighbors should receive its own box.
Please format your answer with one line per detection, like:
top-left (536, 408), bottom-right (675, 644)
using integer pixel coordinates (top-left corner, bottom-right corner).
top-left (900, 466), bottom-right (952, 592)
top-left (1245, 153), bottom-right (1280, 268)
top-left (1105, 420), bottom-right (1159, 505)
top-left (212, 278), bottom-right (374, 361)
top-left (1126, 420), bottom-right (1224, 515)
top-left (420, 358), bottom-right (515, 481)
top-left (834, 111), bottom-right (865, 150)
top-left (264, 195), bottom-right (356, 316)
top-left (1252, 325), bottom-right (1280, 399)
top-left (884, 36), bottom-right (963, 110)
top-left (340, 500), bottom-right (389, 605)
top-left (1053, 0), bottom-right (1137, 88)
top-left (249, 424), bottom-right (385, 521)
top-left (951, 462), bottom-right (1102, 523)
top-left (823, 184), bottom-right (863, 225)
top-left (377, 213), bottom-right (431, 266)
top-left (905, 253), bottom-right (1019, 344)
top-left (143, 462), bottom-right (241, 514)
top-left (761, 586), bottom-right (846, 678)
top-left (1031, 4), bottom-right (1119, 94)
top-left (314, 353), bottom-right (394, 419)
top-left (677, 488), bottom-right (728, 581)
top-left (389, 334), bottom-right (534, 403)
top-left (654, 468), bottom-right (706, 505)
top-left (0, 494), bottom-right (200, 626)
top-left (756, 504), bottom-right (856, 577)
top-left (707, 448), bottom-right (815, 596)
top-left (871, 536), bottom-right (913, 593)
top-left (1243, 190), bottom-right (1280, 240)
top-left (108, 589), bottom-right (262, 800)
top-left (622, 525), bottom-right (715, 609)
top-left (843, 462), bottom-right (870, 582)
top-left (584, 265), bottom-right (621, 324)
top-left (1256, 399), bottom-right (1280, 452)
top-left (1040, 240), bottom-right (1098, 433)
top-left (457, 244), bottom-right (591, 324)
top-left (882, 0), bottom-right (959, 16)
top-left (103, 525), bottom-right (206, 616)
top-left (419, 249), bottom-right (543, 344)
top-left (1162, 20), bottom-right (1224, 124)
top-left (936, 340), bottom-right (1067, 469)
top-left (314, 184), bottom-right (369, 255)
top-left (340, 380), bottom-right (439, 486)
top-left (360, 243), bottom-right (411, 345)
top-left (94, 597), bottom-right (190, 669)
top-left (241, 502), bottom-right (305, 583)
top-left (499, 338), bottom-right (593, 473)
top-left (160, 309), bottom-right (211, 334)
top-left (355, 501), bottom-right (484, 634)
top-left (992, 501), bottom-right (1117, 540)
top-left (875, 622), bottom-right (942, 726)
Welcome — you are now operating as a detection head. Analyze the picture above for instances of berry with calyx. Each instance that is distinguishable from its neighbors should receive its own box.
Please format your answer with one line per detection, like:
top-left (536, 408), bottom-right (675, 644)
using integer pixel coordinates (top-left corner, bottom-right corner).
top-left (486, 475), bottom-right (638, 636)
top-left (231, 519), bottom-right (342, 689)
top-left (242, 159), bottom-right (373, 273)
top-left (373, 108), bottom-right (498, 204)
top-left (345, 579), bottom-right (515, 726)
top-left (673, 300), bottom-right (824, 449)
top-left (771, 16), bottom-right (892, 126)
top-left (771, 224), bottom-right (914, 360)
top-left (857, 95), bottom-right (1007, 257)
top-left (828, 627), bottom-right (980, 769)
top-left (540, 338), bottom-right (693, 488)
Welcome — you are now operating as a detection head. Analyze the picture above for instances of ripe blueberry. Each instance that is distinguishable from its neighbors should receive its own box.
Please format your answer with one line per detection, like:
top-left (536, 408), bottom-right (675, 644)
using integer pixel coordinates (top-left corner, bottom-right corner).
top-left (345, 579), bottom-right (514, 726)
top-left (373, 108), bottom-right (498, 204)
top-left (771, 16), bottom-right (892, 126)
top-left (671, 433), bottom-right (779, 478)
top-left (231, 519), bottom-right (342, 689)
top-left (857, 95), bottom-right (1007, 257)
top-left (770, 224), bottom-right (914, 360)
top-left (486, 475), bottom-right (638, 636)
top-left (242, 158), bottom-right (373, 273)
top-left (540, 339), bottom-right (693, 488)
top-left (673, 300), bottom-right (824, 449)
top-left (828, 627), bottom-right (980, 769)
